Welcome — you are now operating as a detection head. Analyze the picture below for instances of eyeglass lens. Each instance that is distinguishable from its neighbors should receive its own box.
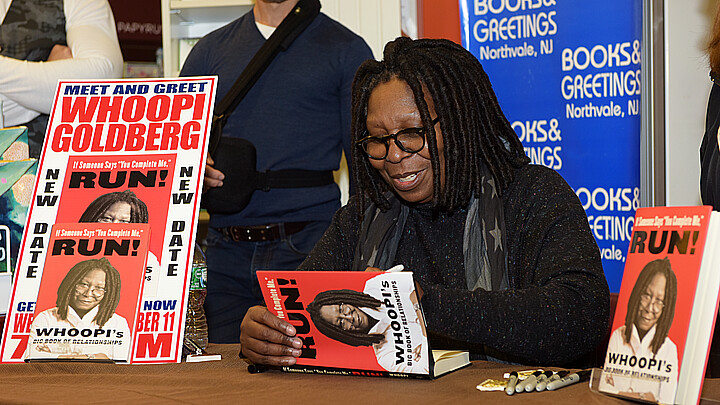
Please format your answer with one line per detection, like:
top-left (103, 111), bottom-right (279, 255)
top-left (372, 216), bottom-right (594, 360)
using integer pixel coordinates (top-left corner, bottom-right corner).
top-left (363, 129), bottom-right (425, 159)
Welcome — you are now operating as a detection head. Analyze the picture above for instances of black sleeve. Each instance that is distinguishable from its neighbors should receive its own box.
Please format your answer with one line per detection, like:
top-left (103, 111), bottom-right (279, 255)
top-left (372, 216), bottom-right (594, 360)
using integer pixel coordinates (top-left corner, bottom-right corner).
top-left (298, 196), bottom-right (361, 271)
top-left (419, 166), bottom-right (610, 366)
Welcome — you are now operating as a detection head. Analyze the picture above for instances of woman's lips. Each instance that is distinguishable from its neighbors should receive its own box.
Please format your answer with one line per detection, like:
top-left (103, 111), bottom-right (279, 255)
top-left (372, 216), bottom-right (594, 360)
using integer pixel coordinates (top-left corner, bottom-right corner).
top-left (391, 170), bottom-right (423, 191)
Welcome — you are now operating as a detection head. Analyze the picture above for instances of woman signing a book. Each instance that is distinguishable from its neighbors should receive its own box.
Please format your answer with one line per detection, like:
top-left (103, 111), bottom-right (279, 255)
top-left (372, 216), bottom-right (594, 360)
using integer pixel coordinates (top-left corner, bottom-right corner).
top-left (240, 37), bottom-right (610, 367)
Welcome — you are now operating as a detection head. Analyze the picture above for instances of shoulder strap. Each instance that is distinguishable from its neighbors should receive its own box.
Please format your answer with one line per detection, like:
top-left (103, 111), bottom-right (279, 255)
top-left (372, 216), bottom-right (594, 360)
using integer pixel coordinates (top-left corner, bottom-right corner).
top-left (209, 0), bottom-right (321, 155)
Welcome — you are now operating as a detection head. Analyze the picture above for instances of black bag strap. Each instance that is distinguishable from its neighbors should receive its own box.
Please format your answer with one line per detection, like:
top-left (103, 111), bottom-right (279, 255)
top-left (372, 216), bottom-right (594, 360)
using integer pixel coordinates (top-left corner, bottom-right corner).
top-left (208, 0), bottom-right (321, 156)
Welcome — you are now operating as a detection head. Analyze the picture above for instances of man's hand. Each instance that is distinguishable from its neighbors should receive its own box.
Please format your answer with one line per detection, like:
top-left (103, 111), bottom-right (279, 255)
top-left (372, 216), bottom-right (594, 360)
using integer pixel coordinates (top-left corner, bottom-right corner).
top-left (204, 154), bottom-right (225, 191)
top-left (48, 44), bottom-right (72, 61)
top-left (240, 306), bottom-right (303, 366)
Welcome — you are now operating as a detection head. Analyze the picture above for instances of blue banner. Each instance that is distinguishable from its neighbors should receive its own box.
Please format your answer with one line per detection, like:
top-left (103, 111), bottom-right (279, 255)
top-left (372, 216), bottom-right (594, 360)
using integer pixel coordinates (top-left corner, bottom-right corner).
top-left (459, 0), bottom-right (642, 292)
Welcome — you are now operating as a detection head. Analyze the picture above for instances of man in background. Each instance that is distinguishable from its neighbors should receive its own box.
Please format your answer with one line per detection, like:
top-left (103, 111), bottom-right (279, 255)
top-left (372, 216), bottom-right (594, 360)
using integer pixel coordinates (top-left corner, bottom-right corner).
top-left (0, 0), bottom-right (123, 158)
top-left (181, 0), bottom-right (372, 343)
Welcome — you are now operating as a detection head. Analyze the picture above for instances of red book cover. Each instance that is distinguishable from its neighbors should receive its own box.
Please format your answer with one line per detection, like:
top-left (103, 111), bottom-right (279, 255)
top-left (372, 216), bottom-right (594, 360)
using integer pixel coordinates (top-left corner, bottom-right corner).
top-left (257, 271), bottom-right (435, 378)
top-left (23, 223), bottom-right (149, 363)
top-left (599, 206), bottom-right (720, 405)
top-left (0, 77), bottom-right (217, 364)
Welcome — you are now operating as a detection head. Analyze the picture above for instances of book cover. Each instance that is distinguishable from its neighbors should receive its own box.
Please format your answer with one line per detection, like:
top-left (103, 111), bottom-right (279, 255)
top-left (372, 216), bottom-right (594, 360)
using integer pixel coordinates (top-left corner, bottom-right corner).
top-left (0, 77), bottom-right (217, 364)
top-left (257, 270), bottom-right (469, 379)
top-left (0, 126), bottom-right (36, 277)
top-left (599, 206), bottom-right (720, 405)
top-left (23, 223), bottom-right (149, 362)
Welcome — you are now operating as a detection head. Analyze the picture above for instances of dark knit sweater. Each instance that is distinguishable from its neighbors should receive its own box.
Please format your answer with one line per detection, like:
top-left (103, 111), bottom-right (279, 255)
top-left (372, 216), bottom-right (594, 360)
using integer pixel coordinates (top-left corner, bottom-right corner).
top-left (300, 164), bottom-right (610, 367)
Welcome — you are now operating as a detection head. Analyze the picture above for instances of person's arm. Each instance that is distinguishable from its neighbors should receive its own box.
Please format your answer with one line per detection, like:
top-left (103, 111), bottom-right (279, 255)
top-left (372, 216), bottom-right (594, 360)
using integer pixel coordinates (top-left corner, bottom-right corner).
top-left (179, 37), bottom-right (226, 190)
top-left (240, 198), bottom-right (361, 364)
top-left (600, 328), bottom-right (625, 393)
top-left (419, 167), bottom-right (610, 366)
top-left (111, 315), bottom-right (132, 361)
top-left (25, 310), bottom-right (54, 359)
top-left (657, 340), bottom-right (679, 405)
top-left (0, 0), bottom-right (122, 116)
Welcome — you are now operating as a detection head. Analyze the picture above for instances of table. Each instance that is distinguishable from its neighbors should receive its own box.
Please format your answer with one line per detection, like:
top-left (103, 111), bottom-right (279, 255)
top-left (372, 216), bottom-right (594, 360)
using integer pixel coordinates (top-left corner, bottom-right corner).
top-left (1, 344), bottom-right (719, 404)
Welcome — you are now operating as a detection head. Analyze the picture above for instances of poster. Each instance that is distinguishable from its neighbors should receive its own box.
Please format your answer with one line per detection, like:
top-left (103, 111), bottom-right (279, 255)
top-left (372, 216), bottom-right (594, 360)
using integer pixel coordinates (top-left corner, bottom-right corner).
top-left (460, 0), bottom-right (643, 291)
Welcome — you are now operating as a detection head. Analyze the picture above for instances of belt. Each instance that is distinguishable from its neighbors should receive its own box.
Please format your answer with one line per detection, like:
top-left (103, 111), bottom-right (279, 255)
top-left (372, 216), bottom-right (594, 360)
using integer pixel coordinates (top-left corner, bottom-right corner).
top-left (217, 221), bottom-right (310, 242)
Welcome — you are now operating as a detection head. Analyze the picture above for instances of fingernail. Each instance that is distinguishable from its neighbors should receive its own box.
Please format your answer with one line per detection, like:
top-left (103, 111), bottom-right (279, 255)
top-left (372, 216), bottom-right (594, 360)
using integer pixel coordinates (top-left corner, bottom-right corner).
top-left (291, 338), bottom-right (302, 348)
top-left (285, 325), bottom-right (296, 336)
top-left (291, 349), bottom-right (301, 357)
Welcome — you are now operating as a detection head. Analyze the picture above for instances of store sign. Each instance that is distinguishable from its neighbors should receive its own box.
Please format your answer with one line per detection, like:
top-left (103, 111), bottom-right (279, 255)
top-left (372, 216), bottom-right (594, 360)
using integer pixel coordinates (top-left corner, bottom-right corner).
top-left (459, 0), bottom-right (643, 292)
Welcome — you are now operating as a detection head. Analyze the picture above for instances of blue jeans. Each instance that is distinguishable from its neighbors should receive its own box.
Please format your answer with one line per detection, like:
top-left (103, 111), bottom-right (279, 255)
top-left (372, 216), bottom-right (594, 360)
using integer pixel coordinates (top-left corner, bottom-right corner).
top-left (204, 220), bottom-right (330, 343)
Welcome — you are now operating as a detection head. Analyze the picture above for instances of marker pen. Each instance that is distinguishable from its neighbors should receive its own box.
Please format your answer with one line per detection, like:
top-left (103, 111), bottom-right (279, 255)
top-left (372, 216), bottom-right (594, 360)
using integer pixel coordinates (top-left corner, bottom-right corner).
top-left (524, 370), bottom-right (544, 392)
top-left (538, 371), bottom-right (567, 391)
top-left (505, 371), bottom-right (519, 395)
top-left (534, 371), bottom-right (555, 392)
top-left (546, 369), bottom-right (591, 391)
top-left (514, 370), bottom-right (539, 393)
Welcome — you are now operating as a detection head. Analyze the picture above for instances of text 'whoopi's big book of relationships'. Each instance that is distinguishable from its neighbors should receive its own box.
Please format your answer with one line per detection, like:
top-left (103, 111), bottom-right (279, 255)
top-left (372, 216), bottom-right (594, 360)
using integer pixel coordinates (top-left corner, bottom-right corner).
top-left (599, 206), bottom-right (720, 405)
top-left (0, 77), bottom-right (217, 364)
top-left (258, 270), bottom-right (470, 379)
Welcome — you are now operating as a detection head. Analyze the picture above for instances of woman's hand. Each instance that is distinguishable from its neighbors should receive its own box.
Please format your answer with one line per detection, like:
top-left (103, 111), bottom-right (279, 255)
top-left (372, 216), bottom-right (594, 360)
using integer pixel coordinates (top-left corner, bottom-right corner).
top-left (240, 306), bottom-right (303, 366)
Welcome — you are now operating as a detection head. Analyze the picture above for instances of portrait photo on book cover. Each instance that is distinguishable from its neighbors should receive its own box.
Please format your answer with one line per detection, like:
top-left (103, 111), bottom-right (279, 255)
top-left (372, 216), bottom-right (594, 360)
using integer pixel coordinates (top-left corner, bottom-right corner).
top-left (305, 273), bottom-right (429, 374)
top-left (55, 154), bottom-right (177, 264)
top-left (601, 257), bottom-right (679, 404)
top-left (25, 257), bottom-right (132, 362)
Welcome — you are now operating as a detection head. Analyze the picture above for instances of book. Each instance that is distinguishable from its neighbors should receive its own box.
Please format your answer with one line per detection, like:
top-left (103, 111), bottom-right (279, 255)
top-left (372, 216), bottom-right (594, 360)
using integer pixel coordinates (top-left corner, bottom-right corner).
top-left (23, 223), bottom-right (150, 363)
top-left (257, 270), bottom-right (471, 379)
top-left (599, 206), bottom-right (720, 405)
top-left (0, 126), bottom-right (35, 275)
top-left (0, 126), bottom-right (37, 313)
top-left (0, 77), bottom-right (217, 364)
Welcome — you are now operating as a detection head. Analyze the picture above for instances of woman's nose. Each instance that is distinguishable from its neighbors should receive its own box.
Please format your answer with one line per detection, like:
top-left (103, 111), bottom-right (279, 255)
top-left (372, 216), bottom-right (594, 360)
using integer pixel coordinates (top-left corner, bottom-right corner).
top-left (385, 140), bottom-right (411, 163)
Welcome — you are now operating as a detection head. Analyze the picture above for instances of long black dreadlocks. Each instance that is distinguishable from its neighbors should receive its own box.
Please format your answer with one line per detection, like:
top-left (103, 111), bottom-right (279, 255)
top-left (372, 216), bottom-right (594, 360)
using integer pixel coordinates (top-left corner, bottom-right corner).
top-left (350, 37), bottom-right (529, 212)
top-left (307, 289), bottom-right (384, 347)
top-left (56, 257), bottom-right (122, 328)
top-left (623, 257), bottom-right (677, 355)
top-left (79, 190), bottom-right (149, 223)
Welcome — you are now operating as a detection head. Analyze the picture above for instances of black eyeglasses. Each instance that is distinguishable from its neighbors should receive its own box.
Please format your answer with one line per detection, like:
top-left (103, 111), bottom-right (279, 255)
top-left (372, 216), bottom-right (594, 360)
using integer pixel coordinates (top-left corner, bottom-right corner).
top-left (355, 117), bottom-right (440, 160)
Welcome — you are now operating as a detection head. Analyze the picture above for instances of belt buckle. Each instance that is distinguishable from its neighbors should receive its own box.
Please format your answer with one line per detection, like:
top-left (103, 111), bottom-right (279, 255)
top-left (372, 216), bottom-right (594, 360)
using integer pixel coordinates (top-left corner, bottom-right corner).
top-left (229, 227), bottom-right (243, 242)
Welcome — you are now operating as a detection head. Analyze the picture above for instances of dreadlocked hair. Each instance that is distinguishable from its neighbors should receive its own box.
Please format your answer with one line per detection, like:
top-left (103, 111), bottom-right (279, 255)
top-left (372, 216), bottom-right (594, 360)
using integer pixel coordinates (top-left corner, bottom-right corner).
top-left (79, 190), bottom-right (149, 223)
top-left (56, 257), bottom-right (122, 328)
top-left (306, 289), bottom-right (384, 347)
top-left (623, 257), bottom-right (677, 355)
top-left (350, 37), bottom-right (529, 213)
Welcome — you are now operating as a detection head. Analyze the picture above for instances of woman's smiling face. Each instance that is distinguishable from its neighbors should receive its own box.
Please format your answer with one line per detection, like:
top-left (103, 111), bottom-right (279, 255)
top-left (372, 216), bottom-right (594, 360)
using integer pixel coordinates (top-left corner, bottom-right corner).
top-left (365, 78), bottom-right (444, 204)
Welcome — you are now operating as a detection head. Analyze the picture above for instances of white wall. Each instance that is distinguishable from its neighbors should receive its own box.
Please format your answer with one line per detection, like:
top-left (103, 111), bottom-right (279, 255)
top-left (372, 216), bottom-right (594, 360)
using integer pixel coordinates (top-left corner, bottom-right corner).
top-left (322, 0), bottom-right (401, 59)
top-left (664, 0), bottom-right (715, 206)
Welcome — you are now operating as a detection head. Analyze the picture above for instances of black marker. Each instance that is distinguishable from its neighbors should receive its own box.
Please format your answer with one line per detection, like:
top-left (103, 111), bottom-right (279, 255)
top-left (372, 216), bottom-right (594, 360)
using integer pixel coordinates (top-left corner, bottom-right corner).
top-left (534, 371), bottom-right (555, 392)
top-left (505, 371), bottom-right (519, 395)
top-left (538, 370), bottom-right (568, 391)
top-left (546, 369), bottom-right (591, 391)
top-left (247, 363), bottom-right (267, 374)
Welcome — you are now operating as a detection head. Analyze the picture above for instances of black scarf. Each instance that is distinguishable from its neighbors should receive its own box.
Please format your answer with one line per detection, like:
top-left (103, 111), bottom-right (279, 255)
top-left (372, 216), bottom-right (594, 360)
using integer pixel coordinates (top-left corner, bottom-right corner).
top-left (352, 174), bottom-right (508, 292)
